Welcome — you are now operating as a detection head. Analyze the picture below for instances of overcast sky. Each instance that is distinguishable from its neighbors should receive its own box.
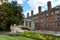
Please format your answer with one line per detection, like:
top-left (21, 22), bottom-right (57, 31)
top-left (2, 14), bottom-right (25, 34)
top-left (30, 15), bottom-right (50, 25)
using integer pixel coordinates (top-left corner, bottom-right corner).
top-left (9, 0), bottom-right (60, 17)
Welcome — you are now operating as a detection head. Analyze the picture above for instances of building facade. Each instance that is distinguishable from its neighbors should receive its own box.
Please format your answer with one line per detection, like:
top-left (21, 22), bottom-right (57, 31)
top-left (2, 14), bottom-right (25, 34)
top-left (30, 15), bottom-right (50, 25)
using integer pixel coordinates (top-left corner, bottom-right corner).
top-left (26, 1), bottom-right (60, 31)
top-left (10, 19), bottom-right (35, 31)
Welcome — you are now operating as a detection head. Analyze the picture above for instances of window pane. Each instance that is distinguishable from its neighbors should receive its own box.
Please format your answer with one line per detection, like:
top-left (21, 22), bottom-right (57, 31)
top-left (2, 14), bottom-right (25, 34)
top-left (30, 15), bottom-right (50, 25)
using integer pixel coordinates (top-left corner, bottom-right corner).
top-left (29, 21), bottom-right (31, 27)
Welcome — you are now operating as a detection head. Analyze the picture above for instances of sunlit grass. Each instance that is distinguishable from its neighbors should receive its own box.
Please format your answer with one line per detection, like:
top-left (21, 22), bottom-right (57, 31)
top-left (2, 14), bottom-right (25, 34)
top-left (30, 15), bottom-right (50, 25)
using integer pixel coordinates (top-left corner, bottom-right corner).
top-left (0, 34), bottom-right (34, 40)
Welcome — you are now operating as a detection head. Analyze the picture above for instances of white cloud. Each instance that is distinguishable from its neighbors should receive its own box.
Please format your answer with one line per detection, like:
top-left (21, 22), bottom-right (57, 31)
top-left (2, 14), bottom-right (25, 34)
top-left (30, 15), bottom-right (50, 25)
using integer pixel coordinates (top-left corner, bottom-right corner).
top-left (13, 0), bottom-right (60, 17)
top-left (17, 0), bottom-right (25, 4)
top-left (9, 0), bottom-right (25, 4)
top-left (26, 0), bottom-right (60, 15)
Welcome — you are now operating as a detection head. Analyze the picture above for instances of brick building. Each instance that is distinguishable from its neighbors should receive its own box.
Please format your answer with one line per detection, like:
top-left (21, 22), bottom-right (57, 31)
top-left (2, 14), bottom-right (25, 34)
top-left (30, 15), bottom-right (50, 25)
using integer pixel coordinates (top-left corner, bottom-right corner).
top-left (26, 1), bottom-right (60, 31)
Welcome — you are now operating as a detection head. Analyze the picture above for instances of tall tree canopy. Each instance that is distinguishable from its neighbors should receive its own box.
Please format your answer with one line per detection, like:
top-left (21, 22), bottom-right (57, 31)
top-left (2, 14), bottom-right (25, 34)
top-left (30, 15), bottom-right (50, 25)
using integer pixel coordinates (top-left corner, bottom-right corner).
top-left (0, 1), bottom-right (24, 31)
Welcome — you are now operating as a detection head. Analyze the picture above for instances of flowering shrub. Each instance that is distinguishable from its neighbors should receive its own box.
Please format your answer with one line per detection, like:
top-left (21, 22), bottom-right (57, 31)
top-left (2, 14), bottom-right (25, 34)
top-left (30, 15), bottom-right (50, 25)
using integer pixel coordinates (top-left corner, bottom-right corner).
top-left (22, 31), bottom-right (57, 40)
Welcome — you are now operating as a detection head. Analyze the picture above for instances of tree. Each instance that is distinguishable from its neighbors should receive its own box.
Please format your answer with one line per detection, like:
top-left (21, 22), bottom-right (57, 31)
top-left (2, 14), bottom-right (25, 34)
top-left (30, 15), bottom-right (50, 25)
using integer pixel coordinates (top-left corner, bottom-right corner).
top-left (0, 1), bottom-right (24, 31)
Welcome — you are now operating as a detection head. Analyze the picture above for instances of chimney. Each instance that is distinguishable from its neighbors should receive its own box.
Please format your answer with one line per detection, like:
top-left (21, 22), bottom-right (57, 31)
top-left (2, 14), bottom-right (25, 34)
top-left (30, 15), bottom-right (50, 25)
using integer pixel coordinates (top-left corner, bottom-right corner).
top-left (31, 10), bottom-right (33, 16)
top-left (47, 1), bottom-right (51, 10)
top-left (27, 13), bottom-right (29, 18)
top-left (38, 6), bottom-right (41, 14)
top-left (47, 1), bottom-right (52, 31)
top-left (38, 6), bottom-right (42, 30)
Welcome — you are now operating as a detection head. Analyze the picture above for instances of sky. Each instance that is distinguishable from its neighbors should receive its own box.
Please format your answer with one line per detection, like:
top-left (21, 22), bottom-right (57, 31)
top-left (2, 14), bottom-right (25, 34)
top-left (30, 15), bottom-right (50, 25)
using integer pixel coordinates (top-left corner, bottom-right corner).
top-left (9, 0), bottom-right (60, 17)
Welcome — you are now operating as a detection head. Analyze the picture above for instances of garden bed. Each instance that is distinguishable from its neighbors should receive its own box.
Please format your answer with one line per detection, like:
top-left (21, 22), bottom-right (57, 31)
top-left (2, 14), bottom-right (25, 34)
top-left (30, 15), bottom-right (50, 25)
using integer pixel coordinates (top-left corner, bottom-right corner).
top-left (22, 31), bottom-right (60, 40)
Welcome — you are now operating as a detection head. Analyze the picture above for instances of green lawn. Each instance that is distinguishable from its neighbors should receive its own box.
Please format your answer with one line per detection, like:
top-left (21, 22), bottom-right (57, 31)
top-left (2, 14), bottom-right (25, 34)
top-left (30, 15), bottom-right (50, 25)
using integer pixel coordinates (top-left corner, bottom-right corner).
top-left (0, 34), bottom-right (34, 40)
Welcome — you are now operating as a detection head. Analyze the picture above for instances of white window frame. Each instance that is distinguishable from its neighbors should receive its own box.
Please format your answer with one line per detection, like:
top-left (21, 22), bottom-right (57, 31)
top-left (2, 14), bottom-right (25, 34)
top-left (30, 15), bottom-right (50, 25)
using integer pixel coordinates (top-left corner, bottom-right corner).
top-left (51, 12), bottom-right (54, 15)
top-left (55, 10), bottom-right (59, 14)
top-left (47, 13), bottom-right (48, 16)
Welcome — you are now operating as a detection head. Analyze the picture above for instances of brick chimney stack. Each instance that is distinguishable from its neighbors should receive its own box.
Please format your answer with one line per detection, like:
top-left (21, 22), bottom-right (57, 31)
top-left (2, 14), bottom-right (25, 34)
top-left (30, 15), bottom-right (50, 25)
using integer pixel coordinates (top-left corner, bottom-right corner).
top-left (38, 6), bottom-right (41, 14)
top-left (38, 6), bottom-right (42, 30)
top-left (27, 13), bottom-right (29, 18)
top-left (47, 1), bottom-right (51, 10)
top-left (31, 10), bottom-right (33, 16)
top-left (47, 1), bottom-right (52, 31)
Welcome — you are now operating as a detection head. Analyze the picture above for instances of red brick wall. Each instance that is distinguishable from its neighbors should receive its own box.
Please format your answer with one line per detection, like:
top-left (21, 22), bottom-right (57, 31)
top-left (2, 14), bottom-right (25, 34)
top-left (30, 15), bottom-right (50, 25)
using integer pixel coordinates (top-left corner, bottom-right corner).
top-left (27, 1), bottom-right (60, 31)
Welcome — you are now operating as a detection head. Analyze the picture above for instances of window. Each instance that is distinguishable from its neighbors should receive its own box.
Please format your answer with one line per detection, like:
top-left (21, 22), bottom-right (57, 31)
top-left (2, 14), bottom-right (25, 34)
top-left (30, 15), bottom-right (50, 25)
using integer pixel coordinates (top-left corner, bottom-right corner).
top-left (56, 23), bottom-right (60, 27)
top-left (29, 21), bottom-right (31, 27)
top-left (25, 21), bottom-right (28, 26)
top-left (52, 23), bottom-right (54, 27)
top-left (51, 12), bottom-right (54, 15)
top-left (47, 13), bottom-right (48, 16)
top-left (52, 17), bottom-right (54, 21)
top-left (55, 10), bottom-right (59, 14)
top-left (57, 16), bottom-right (60, 21)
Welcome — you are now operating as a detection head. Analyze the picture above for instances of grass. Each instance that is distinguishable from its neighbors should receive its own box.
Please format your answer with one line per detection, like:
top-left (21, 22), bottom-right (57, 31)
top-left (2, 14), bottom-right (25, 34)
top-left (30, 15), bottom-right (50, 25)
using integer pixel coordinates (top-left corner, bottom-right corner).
top-left (55, 36), bottom-right (60, 40)
top-left (0, 34), bottom-right (34, 40)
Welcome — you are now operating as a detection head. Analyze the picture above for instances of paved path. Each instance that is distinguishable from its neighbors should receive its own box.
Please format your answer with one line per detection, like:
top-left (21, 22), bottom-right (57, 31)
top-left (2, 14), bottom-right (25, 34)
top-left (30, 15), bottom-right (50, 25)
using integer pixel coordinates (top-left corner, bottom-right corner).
top-left (34, 30), bottom-right (60, 36)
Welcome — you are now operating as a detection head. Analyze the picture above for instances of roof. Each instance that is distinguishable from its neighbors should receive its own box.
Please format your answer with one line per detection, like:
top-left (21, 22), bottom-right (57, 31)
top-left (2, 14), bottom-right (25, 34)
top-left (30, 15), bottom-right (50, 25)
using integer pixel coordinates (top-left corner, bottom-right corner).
top-left (26, 5), bottom-right (60, 19)
top-left (26, 13), bottom-right (39, 19)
